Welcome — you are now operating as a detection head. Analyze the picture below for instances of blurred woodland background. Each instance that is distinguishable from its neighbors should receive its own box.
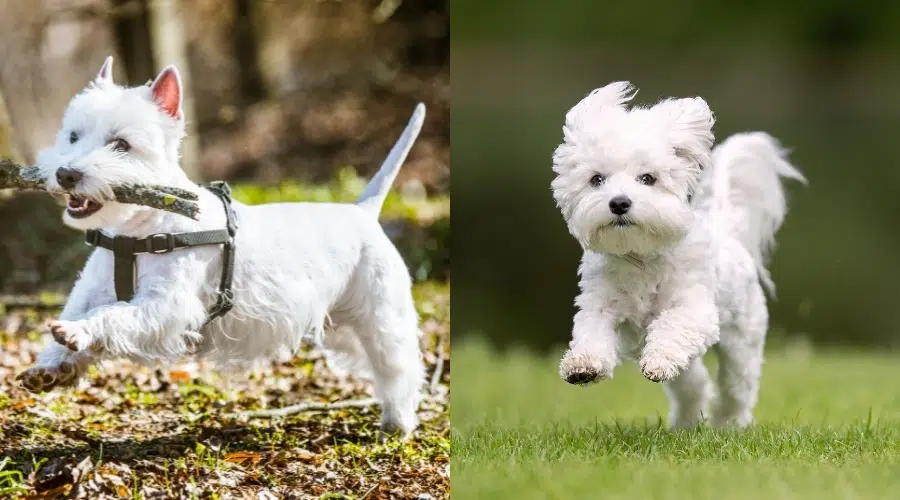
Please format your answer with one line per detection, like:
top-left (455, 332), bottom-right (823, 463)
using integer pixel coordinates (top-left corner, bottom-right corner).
top-left (0, 0), bottom-right (449, 293)
top-left (453, 0), bottom-right (900, 350)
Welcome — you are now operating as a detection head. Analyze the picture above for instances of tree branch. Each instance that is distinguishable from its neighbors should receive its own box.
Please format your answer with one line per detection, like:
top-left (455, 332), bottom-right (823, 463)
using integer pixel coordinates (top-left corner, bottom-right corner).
top-left (234, 338), bottom-right (449, 419)
top-left (0, 159), bottom-right (201, 219)
top-left (233, 398), bottom-right (380, 419)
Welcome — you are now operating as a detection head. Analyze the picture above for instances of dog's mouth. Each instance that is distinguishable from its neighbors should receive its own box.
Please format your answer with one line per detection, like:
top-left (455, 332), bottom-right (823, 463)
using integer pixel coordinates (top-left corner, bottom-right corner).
top-left (612, 217), bottom-right (635, 228)
top-left (66, 195), bottom-right (103, 219)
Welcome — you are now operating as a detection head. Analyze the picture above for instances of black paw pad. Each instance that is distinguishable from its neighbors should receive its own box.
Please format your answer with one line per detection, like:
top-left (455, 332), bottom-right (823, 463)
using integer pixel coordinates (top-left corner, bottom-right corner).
top-left (565, 370), bottom-right (599, 385)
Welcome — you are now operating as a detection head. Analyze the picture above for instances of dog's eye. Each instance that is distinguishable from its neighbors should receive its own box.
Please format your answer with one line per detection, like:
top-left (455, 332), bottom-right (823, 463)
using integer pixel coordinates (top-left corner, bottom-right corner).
top-left (69, 131), bottom-right (78, 144)
top-left (638, 174), bottom-right (656, 186)
top-left (589, 174), bottom-right (605, 187)
top-left (110, 138), bottom-right (131, 152)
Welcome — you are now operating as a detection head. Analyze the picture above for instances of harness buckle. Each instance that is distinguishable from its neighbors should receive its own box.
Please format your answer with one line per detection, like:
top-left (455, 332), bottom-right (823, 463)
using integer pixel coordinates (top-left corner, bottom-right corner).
top-left (146, 233), bottom-right (176, 254)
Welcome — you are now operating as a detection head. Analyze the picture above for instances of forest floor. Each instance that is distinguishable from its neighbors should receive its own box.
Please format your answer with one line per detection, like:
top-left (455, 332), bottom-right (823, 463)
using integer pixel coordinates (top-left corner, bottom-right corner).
top-left (0, 282), bottom-right (449, 500)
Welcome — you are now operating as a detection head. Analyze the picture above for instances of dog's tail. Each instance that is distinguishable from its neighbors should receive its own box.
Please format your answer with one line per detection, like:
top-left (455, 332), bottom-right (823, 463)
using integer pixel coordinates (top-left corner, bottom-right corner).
top-left (698, 132), bottom-right (807, 295)
top-left (356, 103), bottom-right (426, 217)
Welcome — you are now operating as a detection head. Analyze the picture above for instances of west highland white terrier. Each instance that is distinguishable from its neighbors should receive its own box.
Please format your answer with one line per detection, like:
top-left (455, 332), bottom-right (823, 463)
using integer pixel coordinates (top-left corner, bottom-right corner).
top-left (552, 81), bottom-right (806, 428)
top-left (17, 56), bottom-right (427, 437)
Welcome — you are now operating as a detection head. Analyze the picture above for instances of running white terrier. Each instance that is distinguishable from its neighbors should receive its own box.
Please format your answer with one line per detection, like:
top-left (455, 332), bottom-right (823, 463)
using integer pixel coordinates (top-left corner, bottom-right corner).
top-left (552, 81), bottom-right (806, 428)
top-left (17, 56), bottom-right (427, 437)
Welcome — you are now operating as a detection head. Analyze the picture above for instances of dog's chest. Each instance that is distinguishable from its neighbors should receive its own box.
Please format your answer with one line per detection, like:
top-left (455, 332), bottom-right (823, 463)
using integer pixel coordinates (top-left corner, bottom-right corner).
top-left (613, 286), bottom-right (660, 330)
top-left (605, 265), bottom-right (663, 328)
top-left (82, 249), bottom-right (182, 310)
top-left (610, 278), bottom-right (661, 359)
top-left (603, 264), bottom-right (666, 359)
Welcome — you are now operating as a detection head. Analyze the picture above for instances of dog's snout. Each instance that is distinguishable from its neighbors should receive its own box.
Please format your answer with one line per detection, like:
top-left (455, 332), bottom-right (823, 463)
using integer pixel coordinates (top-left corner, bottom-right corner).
top-left (56, 167), bottom-right (83, 190)
top-left (609, 195), bottom-right (632, 215)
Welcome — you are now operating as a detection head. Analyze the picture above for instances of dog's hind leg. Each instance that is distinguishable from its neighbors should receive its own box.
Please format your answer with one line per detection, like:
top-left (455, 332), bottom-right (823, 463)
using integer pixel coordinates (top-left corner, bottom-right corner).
top-left (348, 248), bottom-right (424, 438)
top-left (663, 356), bottom-right (713, 429)
top-left (711, 289), bottom-right (768, 428)
top-left (352, 296), bottom-right (424, 438)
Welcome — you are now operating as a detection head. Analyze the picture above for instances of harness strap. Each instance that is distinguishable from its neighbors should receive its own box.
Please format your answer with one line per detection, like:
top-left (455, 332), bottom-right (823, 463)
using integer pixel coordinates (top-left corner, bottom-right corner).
top-left (204, 181), bottom-right (237, 324)
top-left (84, 181), bottom-right (238, 326)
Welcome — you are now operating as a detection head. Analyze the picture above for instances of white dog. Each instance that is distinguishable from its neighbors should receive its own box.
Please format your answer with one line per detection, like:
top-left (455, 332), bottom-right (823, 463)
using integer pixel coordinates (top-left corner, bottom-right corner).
top-left (552, 81), bottom-right (806, 428)
top-left (17, 57), bottom-right (426, 437)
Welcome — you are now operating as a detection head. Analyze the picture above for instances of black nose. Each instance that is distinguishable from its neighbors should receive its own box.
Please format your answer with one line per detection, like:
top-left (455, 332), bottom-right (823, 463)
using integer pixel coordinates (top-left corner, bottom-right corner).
top-left (609, 195), bottom-right (632, 215)
top-left (56, 167), bottom-right (83, 190)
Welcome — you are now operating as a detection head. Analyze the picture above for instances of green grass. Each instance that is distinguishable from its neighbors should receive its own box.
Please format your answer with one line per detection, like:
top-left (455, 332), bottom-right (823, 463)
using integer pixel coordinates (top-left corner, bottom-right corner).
top-left (452, 339), bottom-right (900, 499)
top-left (230, 166), bottom-right (450, 222)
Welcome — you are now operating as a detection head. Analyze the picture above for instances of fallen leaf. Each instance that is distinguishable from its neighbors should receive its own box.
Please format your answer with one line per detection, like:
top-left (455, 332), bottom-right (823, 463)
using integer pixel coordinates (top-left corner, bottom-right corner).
top-left (224, 451), bottom-right (262, 465)
top-left (168, 370), bottom-right (191, 382)
top-left (12, 398), bottom-right (35, 410)
top-left (25, 483), bottom-right (72, 499)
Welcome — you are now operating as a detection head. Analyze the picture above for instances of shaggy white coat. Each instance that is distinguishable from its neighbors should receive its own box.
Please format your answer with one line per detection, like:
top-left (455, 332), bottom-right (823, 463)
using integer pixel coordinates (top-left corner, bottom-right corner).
top-left (552, 81), bottom-right (806, 428)
top-left (19, 57), bottom-right (426, 437)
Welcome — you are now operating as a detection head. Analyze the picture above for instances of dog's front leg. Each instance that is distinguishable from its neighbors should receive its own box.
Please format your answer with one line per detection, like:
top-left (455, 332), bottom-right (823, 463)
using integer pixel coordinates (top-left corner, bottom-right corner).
top-left (559, 306), bottom-right (619, 385)
top-left (49, 274), bottom-right (206, 361)
top-left (559, 272), bottom-right (621, 385)
top-left (640, 284), bottom-right (719, 383)
top-left (19, 270), bottom-right (101, 392)
top-left (560, 261), bottom-right (621, 385)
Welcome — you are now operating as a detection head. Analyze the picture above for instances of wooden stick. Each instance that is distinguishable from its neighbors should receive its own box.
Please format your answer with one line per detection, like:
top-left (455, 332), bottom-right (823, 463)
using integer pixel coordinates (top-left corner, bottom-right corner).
top-left (0, 159), bottom-right (43, 190)
top-left (234, 398), bottom-right (380, 418)
top-left (110, 185), bottom-right (200, 219)
top-left (0, 159), bottom-right (200, 219)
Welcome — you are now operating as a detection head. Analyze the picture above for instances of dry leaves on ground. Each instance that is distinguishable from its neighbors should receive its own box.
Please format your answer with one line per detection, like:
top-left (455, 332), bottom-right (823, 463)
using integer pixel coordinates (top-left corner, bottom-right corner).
top-left (0, 282), bottom-right (450, 499)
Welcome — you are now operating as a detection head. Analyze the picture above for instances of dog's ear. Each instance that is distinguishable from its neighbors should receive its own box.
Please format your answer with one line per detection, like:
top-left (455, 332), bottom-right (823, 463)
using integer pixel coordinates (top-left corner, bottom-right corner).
top-left (95, 56), bottom-right (114, 85)
top-left (150, 65), bottom-right (183, 120)
top-left (564, 81), bottom-right (636, 134)
top-left (652, 97), bottom-right (715, 170)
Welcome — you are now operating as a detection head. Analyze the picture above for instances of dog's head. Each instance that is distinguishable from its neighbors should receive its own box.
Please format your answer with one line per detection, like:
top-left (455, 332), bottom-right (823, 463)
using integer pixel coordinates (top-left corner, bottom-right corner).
top-left (551, 81), bottom-right (715, 255)
top-left (36, 56), bottom-right (188, 230)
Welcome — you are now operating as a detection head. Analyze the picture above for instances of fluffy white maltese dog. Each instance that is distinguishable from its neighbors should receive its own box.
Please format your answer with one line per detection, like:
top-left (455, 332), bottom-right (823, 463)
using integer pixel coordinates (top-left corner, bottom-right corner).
top-left (18, 57), bottom-right (426, 438)
top-left (552, 81), bottom-right (806, 428)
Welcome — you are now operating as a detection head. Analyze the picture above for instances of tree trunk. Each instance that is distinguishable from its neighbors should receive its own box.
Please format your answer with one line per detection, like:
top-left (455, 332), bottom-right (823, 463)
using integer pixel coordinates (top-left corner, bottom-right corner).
top-left (233, 0), bottom-right (266, 105)
top-left (146, 0), bottom-right (201, 181)
top-left (111, 0), bottom-right (154, 85)
top-left (0, 89), bottom-right (22, 165)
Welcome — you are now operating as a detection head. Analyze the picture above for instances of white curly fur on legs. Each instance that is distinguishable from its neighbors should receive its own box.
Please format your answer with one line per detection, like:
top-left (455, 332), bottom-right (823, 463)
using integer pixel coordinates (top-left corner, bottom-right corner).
top-left (640, 283), bottom-right (719, 383)
top-left (663, 357), bottom-right (714, 428)
top-left (711, 300), bottom-right (768, 427)
top-left (559, 300), bottom-right (619, 384)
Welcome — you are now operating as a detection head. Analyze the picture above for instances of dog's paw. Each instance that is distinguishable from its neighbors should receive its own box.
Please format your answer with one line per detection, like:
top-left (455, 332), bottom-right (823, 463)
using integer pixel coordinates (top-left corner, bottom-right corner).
top-left (559, 350), bottom-right (612, 386)
top-left (639, 352), bottom-right (684, 383)
top-left (16, 363), bottom-right (78, 393)
top-left (379, 416), bottom-right (416, 442)
top-left (49, 320), bottom-right (93, 352)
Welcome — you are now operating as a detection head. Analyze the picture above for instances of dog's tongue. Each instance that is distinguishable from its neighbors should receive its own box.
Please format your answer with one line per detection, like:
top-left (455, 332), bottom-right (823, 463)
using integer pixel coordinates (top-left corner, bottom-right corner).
top-left (68, 196), bottom-right (88, 210)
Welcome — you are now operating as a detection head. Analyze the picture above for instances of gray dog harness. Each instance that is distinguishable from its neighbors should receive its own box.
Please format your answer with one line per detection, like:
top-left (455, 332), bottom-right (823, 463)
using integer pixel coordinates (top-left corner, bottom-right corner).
top-left (84, 181), bottom-right (237, 326)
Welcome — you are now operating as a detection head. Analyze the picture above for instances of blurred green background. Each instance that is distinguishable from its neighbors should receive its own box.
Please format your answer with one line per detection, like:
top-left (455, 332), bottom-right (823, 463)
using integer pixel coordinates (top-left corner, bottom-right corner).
top-left (453, 0), bottom-right (900, 350)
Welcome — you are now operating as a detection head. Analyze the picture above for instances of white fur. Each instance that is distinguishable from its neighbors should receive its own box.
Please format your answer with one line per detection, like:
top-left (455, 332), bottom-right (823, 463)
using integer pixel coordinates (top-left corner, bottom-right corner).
top-left (553, 81), bottom-right (806, 428)
top-left (21, 57), bottom-right (427, 437)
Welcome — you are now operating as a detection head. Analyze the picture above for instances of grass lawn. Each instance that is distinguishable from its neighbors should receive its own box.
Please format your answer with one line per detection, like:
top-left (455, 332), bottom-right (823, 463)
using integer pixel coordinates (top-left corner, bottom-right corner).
top-left (452, 339), bottom-right (900, 500)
